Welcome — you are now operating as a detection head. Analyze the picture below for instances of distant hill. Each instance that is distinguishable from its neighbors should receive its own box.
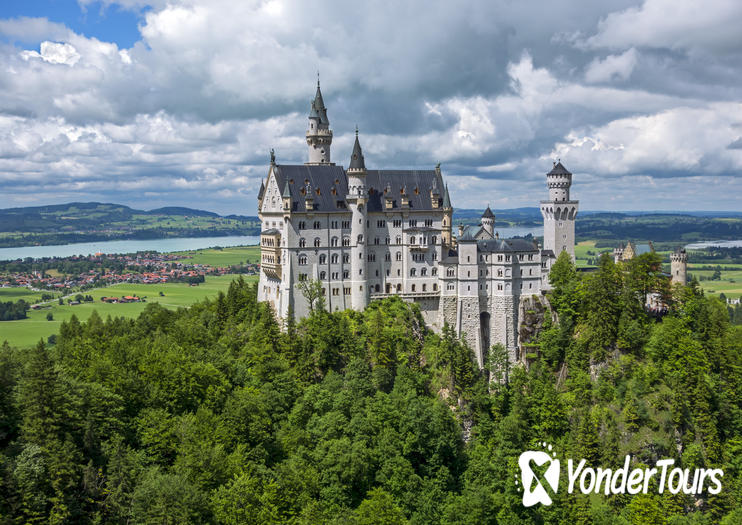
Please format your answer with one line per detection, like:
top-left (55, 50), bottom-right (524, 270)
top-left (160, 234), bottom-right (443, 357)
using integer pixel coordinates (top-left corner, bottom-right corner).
top-left (2, 202), bottom-right (740, 249)
top-left (453, 207), bottom-right (742, 246)
top-left (0, 202), bottom-right (260, 248)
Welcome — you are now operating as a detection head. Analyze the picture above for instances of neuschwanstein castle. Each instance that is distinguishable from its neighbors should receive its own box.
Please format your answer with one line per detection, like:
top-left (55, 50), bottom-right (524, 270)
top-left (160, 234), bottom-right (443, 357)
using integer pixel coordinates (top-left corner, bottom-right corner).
top-left (257, 81), bottom-right (578, 367)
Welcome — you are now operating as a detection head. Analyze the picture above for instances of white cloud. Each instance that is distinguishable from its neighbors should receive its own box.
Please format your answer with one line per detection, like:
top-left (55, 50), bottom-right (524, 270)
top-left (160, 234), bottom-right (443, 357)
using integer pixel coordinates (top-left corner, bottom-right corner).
top-left (550, 104), bottom-right (742, 176)
top-left (584, 0), bottom-right (742, 53)
top-left (21, 41), bottom-right (80, 65)
top-left (584, 48), bottom-right (638, 83)
top-left (0, 0), bottom-right (740, 212)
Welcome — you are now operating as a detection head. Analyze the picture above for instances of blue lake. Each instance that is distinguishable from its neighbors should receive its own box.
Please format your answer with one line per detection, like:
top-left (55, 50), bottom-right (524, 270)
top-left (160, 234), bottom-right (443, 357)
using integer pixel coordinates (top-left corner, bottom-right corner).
top-left (685, 240), bottom-right (742, 249)
top-left (0, 235), bottom-right (261, 261)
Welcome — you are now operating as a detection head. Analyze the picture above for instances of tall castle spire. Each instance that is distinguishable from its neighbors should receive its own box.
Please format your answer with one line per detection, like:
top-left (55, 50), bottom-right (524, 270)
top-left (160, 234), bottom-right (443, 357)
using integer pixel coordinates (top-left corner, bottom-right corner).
top-left (306, 77), bottom-right (333, 164)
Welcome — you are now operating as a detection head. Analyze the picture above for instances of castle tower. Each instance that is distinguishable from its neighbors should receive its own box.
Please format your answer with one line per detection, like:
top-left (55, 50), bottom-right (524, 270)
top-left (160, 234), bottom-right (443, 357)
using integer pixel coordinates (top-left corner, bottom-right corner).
top-left (540, 161), bottom-right (578, 259)
top-left (670, 248), bottom-right (687, 286)
top-left (482, 206), bottom-right (495, 237)
top-left (442, 181), bottom-right (453, 246)
top-left (306, 79), bottom-right (333, 164)
top-left (347, 129), bottom-right (368, 310)
top-left (613, 243), bottom-right (625, 263)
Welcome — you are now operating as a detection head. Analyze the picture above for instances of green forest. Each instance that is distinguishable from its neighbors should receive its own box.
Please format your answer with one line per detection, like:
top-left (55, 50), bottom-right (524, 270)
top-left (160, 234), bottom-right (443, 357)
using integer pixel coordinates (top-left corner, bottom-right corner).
top-left (1, 252), bottom-right (741, 524)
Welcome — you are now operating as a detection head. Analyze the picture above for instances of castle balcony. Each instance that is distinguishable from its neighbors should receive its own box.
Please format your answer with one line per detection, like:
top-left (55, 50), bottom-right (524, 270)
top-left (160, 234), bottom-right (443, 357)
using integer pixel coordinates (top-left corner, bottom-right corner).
top-left (370, 290), bottom-right (441, 301)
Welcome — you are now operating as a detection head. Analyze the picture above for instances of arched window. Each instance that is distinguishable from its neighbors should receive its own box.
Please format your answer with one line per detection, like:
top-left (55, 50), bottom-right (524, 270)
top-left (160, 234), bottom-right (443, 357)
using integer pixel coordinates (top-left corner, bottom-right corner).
top-left (431, 235), bottom-right (437, 244)
top-left (422, 284), bottom-right (427, 291)
top-left (396, 236), bottom-right (402, 244)
top-left (432, 268), bottom-right (437, 276)
top-left (411, 284), bottom-right (416, 292)
top-left (410, 236), bottom-right (416, 244)
top-left (396, 252), bottom-right (402, 261)
top-left (298, 221), bottom-right (306, 230)
top-left (410, 268), bottom-right (416, 277)
top-left (313, 221), bottom-right (321, 229)
top-left (319, 271), bottom-right (326, 280)
top-left (433, 283), bottom-right (438, 291)
top-left (396, 284), bottom-right (402, 292)
top-left (331, 237), bottom-right (338, 247)
top-left (421, 268), bottom-right (427, 276)
top-left (299, 238), bottom-right (306, 248)
top-left (331, 254), bottom-right (338, 264)
top-left (319, 254), bottom-right (326, 264)
top-left (447, 268), bottom-right (455, 277)
top-left (343, 237), bottom-right (350, 247)
top-left (343, 254), bottom-right (350, 263)
top-left (298, 255), bottom-right (307, 265)
top-left (385, 253), bottom-right (391, 262)
top-left (314, 238), bottom-right (321, 247)
top-left (357, 234), bottom-right (364, 243)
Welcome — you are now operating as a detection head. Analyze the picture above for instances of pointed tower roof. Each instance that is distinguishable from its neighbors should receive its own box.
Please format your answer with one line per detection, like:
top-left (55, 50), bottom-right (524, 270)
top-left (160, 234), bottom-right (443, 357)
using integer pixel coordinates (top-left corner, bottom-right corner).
top-left (258, 180), bottom-right (265, 200)
top-left (547, 161), bottom-right (571, 176)
top-left (443, 184), bottom-right (451, 209)
top-left (309, 79), bottom-right (329, 125)
top-left (482, 206), bottom-right (494, 219)
top-left (348, 128), bottom-right (365, 171)
top-left (282, 181), bottom-right (291, 198)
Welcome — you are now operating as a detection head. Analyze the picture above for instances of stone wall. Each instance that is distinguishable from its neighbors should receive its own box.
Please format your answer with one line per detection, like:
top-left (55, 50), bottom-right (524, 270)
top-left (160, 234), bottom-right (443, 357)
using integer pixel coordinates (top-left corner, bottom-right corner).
top-left (440, 296), bottom-right (458, 330)
top-left (414, 297), bottom-right (441, 332)
top-left (489, 295), bottom-right (517, 364)
top-left (458, 297), bottom-right (482, 364)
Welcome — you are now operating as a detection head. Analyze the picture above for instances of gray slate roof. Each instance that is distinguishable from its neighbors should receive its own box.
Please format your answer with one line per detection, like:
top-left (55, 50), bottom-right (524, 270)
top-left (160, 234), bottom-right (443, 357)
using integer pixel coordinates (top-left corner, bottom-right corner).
top-left (547, 161), bottom-right (571, 176)
top-left (309, 82), bottom-right (329, 125)
top-left (365, 169), bottom-right (443, 212)
top-left (478, 238), bottom-right (539, 253)
top-left (349, 132), bottom-right (365, 170)
top-left (482, 206), bottom-right (495, 219)
top-left (273, 164), bottom-right (349, 213)
top-left (270, 164), bottom-right (445, 214)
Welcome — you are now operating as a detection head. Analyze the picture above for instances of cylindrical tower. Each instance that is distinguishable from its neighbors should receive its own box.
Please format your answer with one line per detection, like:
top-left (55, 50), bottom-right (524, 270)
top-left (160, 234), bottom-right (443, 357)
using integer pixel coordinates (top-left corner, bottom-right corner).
top-left (482, 206), bottom-right (495, 237)
top-left (546, 161), bottom-right (572, 202)
top-left (540, 161), bottom-right (578, 259)
top-left (306, 79), bottom-right (333, 164)
top-left (347, 129), bottom-right (368, 310)
top-left (670, 248), bottom-right (687, 286)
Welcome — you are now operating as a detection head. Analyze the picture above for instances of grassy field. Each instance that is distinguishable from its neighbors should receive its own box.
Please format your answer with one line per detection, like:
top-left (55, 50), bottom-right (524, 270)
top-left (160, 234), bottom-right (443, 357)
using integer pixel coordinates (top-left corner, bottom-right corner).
top-left (173, 245), bottom-right (260, 267)
top-left (574, 240), bottom-right (600, 268)
top-left (0, 288), bottom-right (49, 303)
top-left (0, 274), bottom-right (256, 348)
top-left (688, 267), bottom-right (742, 300)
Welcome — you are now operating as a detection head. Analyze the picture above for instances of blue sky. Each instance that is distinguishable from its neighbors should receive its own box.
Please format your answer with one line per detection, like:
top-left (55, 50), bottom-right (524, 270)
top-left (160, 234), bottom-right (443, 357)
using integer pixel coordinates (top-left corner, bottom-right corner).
top-left (0, 0), bottom-right (740, 215)
top-left (0, 1), bottom-right (143, 48)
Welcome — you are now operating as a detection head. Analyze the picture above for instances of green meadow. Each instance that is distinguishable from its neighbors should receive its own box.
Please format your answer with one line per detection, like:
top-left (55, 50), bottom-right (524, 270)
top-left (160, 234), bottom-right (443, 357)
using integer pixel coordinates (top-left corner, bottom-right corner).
top-left (173, 245), bottom-right (260, 267)
top-left (0, 288), bottom-right (48, 303)
top-left (689, 267), bottom-right (742, 300)
top-left (0, 274), bottom-right (257, 348)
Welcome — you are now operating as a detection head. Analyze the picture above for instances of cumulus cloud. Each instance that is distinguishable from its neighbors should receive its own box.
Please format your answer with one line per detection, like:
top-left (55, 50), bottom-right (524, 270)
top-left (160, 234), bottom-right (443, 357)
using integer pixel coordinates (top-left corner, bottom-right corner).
top-left (583, 0), bottom-right (742, 54)
top-left (0, 0), bottom-right (739, 213)
top-left (584, 48), bottom-right (638, 83)
top-left (21, 41), bottom-right (80, 65)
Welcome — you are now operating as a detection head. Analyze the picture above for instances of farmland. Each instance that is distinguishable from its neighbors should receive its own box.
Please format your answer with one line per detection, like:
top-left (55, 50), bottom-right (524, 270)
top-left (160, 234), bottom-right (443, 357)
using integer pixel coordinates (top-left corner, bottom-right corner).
top-left (1, 274), bottom-right (256, 348)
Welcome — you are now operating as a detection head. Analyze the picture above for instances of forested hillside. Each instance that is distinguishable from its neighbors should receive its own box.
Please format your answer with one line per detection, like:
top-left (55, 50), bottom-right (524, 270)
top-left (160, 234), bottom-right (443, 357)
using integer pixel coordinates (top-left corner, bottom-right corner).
top-left (1, 254), bottom-right (741, 523)
top-left (0, 202), bottom-right (259, 248)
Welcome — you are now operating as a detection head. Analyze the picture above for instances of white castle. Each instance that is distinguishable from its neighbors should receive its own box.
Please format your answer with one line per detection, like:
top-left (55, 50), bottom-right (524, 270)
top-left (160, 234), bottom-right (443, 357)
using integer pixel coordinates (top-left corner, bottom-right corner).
top-left (258, 81), bottom-right (578, 367)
